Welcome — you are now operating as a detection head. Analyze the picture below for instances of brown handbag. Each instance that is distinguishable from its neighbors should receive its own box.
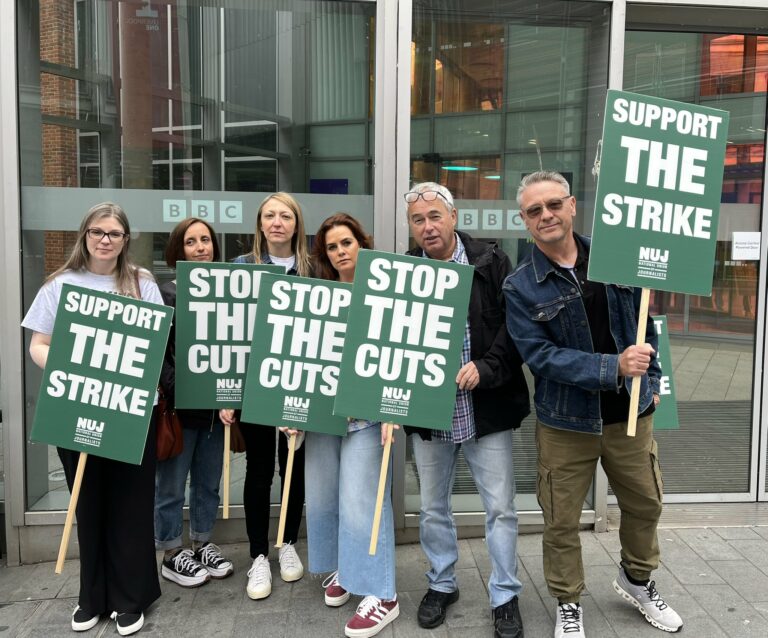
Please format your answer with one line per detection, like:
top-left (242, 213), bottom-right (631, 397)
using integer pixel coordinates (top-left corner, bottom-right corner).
top-left (157, 388), bottom-right (184, 460)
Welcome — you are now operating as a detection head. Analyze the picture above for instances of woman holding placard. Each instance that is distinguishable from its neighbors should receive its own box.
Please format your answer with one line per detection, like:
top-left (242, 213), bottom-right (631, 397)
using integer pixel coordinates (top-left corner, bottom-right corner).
top-left (219, 192), bottom-right (310, 600)
top-left (304, 213), bottom-right (399, 638)
top-left (154, 218), bottom-right (234, 588)
top-left (22, 202), bottom-right (161, 636)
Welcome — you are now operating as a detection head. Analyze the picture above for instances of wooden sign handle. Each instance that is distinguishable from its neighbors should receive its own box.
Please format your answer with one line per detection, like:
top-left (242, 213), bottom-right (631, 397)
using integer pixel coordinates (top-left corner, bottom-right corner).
top-left (275, 432), bottom-right (297, 548)
top-left (222, 424), bottom-right (231, 519)
top-left (369, 423), bottom-right (394, 556)
top-left (55, 452), bottom-right (88, 574)
top-left (627, 287), bottom-right (651, 437)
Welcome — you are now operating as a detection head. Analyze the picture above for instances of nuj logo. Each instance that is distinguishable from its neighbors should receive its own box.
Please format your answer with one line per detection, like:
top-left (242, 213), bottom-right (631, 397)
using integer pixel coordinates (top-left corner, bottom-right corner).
top-left (639, 246), bottom-right (669, 263)
top-left (284, 396), bottom-right (310, 409)
top-left (217, 379), bottom-right (242, 389)
top-left (77, 417), bottom-right (105, 433)
top-left (382, 386), bottom-right (411, 401)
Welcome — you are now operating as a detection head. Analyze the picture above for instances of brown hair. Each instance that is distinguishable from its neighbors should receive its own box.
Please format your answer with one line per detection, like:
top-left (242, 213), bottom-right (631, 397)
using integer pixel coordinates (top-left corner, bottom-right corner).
top-left (165, 217), bottom-right (221, 268)
top-left (311, 213), bottom-right (373, 281)
top-left (47, 202), bottom-right (149, 297)
top-left (246, 192), bottom-right (311, 277)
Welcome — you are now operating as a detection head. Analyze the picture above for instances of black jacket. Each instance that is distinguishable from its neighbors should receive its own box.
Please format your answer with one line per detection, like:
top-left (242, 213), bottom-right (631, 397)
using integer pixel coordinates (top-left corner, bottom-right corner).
top-left (159, 280), bottom-right (219, 429)
top-left (405, 231), bottom-right (530, 439)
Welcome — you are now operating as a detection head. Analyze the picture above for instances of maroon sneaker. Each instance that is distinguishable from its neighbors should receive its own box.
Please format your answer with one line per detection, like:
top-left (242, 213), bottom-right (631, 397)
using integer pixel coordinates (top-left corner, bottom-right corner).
top-left (322, 570), bottom-right (350, 607)
top-left (344, 596), bottom-right (399, 638)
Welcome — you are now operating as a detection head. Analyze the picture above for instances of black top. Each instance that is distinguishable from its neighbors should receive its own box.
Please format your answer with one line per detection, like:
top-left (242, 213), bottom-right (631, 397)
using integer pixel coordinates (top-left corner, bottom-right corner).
top-left (553, 236), bottom-right (654, 425)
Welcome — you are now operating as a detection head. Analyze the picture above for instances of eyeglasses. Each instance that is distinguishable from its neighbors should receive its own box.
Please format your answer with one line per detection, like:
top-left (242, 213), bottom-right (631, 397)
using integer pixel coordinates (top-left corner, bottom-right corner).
top-left (404, 190), bottom-right (451, 205)
top-left (86, 228), bottom-right (127, 242)
top-left (521, 195), bottom-right (572, 219)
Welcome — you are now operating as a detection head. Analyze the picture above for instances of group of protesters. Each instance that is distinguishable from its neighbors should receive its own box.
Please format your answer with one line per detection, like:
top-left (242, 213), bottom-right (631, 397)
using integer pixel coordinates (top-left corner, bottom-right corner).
top-left (22, 172), bottom-right (683, 638)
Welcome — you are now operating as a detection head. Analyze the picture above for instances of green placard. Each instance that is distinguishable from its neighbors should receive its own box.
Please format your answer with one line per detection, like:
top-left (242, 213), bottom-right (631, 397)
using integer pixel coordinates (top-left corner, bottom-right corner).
top-left (175, 261), bottom-right (282, 408)
top-left (30, 284), bottom-right (172, 464)
top-left (241, 274), bottom-right (351, 435)
top-left (589, 90), bottom-right (729, 295)
top-left (652, 315), bottom-right (679, 430)
top-left (334, 250), bottom-right (473, 429)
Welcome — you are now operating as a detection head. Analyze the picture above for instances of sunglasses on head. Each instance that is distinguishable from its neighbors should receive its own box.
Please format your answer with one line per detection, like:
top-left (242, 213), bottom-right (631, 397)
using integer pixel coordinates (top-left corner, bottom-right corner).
top-left (404, 190), bottom-right (450, 205)
top-left (521, 195), bottom-right (571, 219)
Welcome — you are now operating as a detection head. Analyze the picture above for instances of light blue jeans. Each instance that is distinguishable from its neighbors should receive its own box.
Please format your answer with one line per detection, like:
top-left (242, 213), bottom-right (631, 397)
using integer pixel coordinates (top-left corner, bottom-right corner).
top-left (154, 423), bottom-right (224, 550)
top-left (411, 429), bottom-right (522, 609)
top-left (305, 426), bottom-right (396, 600)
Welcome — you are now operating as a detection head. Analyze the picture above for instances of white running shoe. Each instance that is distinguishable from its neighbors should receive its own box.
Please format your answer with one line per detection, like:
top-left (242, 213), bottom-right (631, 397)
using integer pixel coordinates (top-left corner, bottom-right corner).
top-left (613, 569), bottom-right (683, 632)
top-left (555, 603), bottom-right (585, 638)
top-left (246, 555), bottom-right (272, 600)
top-left (278, 542), bottom-right (304, 582)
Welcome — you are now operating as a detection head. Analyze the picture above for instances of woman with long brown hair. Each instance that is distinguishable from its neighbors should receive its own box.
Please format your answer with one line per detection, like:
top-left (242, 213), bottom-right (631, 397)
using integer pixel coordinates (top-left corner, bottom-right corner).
top-left (22, 202), bottom-right (161, 636)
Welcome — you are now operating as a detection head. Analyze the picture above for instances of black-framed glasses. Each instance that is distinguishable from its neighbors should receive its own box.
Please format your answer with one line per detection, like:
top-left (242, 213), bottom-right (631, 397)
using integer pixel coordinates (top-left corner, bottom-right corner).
top-left (521, 195), bottom-right (571, 219)
top-left (86, 228), bottom-right (127, 242)
top-left (403, 190), bottom-right (450, 205)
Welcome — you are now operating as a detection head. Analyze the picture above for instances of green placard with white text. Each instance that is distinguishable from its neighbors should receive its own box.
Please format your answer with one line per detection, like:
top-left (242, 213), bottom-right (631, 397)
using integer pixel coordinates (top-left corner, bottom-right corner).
top-left (334, 250), bottom-right (473, 429)
top-left (652, 315), bottom-right (679, 430)
top-left (589, 90), bottom-right (729, 296)
top-left (175, 261), bottom-right (282, 408)
top-left (30, 284), bottom-right (172, 464)
top-left (241, 274), bottom-right (351, 435)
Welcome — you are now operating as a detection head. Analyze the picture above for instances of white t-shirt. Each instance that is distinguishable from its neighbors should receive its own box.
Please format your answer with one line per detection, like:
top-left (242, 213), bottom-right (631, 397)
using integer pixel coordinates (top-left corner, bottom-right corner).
top-left (268, 254), bottom-right (296, 272)
top-left (22, 268), bottom-right (163, 335)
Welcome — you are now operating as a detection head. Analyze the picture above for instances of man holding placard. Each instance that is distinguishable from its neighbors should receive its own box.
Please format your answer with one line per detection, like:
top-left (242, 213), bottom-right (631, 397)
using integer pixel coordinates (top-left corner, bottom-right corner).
top-left (504, 171), bottom-right (682, 638)
top-left (404, 182), bottom-right (529, 638)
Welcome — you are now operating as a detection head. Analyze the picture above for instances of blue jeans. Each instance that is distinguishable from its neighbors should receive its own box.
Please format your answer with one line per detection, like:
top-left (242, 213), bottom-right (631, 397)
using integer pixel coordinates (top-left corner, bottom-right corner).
top-left (155, 423), bottom-right (225, 550)
top-left (305, 427), bottom-right (396, 600)
top-left (411, 429), bottom-right (522, 609)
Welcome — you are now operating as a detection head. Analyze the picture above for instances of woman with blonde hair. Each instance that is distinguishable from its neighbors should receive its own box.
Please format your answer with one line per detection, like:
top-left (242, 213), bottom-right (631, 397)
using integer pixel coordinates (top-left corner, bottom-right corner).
top-left (220, 192), bottom-right (310, 600)
top-left (22, 202), bottom-right (162, 636)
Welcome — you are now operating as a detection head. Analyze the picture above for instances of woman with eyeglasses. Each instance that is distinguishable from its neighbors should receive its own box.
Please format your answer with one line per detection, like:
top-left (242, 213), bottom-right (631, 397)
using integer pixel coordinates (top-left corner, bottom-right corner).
top-left (22, 203), bottom-right (162, 636)
top-left (154, 218), bottom-right (234, 590)
top-left (300, 213), bottom-right (399, 638)
top-left (219, 192), bottom-right (311, 601)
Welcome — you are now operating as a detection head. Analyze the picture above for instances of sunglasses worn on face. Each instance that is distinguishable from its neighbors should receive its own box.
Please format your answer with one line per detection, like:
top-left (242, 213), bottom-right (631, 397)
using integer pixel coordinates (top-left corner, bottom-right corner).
top-left (521, 195), bottom-right (571, 219)
top-left (404, 190), bottom-right (450, 205)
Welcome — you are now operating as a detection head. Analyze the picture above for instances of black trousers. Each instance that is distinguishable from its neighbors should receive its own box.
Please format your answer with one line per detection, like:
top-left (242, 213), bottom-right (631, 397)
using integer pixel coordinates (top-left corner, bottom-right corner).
top-left (240, 423), bottom-right (305, 558)
top-left (58, 414), bottom-right (160, 616)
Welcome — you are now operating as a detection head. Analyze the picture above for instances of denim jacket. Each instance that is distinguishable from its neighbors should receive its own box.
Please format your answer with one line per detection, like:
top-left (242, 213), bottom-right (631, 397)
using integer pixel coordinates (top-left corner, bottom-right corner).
top-left (502, 234), bottom-right (660, 434)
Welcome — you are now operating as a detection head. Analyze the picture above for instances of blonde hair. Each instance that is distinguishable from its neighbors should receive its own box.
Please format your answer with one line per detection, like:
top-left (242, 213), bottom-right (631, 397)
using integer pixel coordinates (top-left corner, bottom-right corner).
top-left (249, 192), bottom-right (311, 277)
top-left (47, 202), bottom-right (150, 298)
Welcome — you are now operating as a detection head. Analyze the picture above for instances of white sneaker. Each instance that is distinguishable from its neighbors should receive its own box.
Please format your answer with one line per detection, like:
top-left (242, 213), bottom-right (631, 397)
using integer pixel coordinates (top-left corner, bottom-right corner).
top-left (613, 569), bottom-right (683, 633)
top-left (278, 542), bottom-right (304, 582)
top-left (71, 605), bottom-right (99, 632)
top-left (246, 555), bottom-right (272, 600)
top-left (555, 603), bottom-right (585, 638)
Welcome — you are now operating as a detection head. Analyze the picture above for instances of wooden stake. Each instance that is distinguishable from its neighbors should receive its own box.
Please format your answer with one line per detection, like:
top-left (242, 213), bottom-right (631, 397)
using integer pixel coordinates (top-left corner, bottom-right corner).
top-left (369, 423), bottom-right (394, 556)
top-left (55, 452), bottom-right (87, 574)
top-left (627, 287), bottom-right (651, 437)
top-left (223, 424), bottom-right (231, 519)
top-left (275, 432), bottom-right (297, 548)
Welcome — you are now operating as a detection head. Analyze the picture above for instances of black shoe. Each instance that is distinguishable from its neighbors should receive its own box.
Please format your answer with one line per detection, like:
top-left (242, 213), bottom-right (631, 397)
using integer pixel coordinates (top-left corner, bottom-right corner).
top-left (493, 597), bottom-right (524, 638)
top-left (110, 612), bottom-right (144, 636)
top-left (417, 588), bottom-right (460, 629)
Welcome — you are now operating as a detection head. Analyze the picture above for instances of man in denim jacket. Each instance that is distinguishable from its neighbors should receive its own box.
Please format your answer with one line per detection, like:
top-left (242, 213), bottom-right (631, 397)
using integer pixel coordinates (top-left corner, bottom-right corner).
top-left (503, 171), bottom-right (683, 638)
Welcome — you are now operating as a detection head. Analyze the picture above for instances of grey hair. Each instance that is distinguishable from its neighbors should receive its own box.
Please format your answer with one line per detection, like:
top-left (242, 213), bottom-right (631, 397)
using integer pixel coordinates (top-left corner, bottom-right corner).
top-left (406, 181), bottom-right (455, 212)
top-left (516, 171), bottom-right (571, 206)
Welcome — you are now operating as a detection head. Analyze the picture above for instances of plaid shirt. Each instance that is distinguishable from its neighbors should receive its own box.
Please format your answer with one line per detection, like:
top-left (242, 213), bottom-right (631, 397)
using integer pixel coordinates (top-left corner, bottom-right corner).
top-left (431, 234), bottom-right (475, 443)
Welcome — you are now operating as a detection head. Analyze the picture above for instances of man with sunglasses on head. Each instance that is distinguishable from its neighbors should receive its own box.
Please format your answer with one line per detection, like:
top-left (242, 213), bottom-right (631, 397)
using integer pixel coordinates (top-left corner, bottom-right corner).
top-left (404, 182), bottom-right (530, 638)
top-left (503, 171), bottom-right (683, 638)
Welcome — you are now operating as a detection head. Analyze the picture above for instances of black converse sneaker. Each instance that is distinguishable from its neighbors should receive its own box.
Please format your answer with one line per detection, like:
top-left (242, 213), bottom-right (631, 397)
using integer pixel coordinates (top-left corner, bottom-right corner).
top-left (194, 542), bottom-right (234, 578)
top-left (161, 548), bottom-right (210, 587)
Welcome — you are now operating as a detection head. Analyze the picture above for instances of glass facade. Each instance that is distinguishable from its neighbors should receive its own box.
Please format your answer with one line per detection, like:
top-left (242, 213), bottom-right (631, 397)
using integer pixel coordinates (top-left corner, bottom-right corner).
top-left (1, 0), bottom-right (767, 562)
top-left (17, 0), bottom-right (376, 511)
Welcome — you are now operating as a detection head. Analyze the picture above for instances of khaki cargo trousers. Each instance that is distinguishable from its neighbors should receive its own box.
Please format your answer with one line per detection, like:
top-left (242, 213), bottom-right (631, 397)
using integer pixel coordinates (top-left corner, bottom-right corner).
top-left (535, 416), bottom-right (664, 603)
